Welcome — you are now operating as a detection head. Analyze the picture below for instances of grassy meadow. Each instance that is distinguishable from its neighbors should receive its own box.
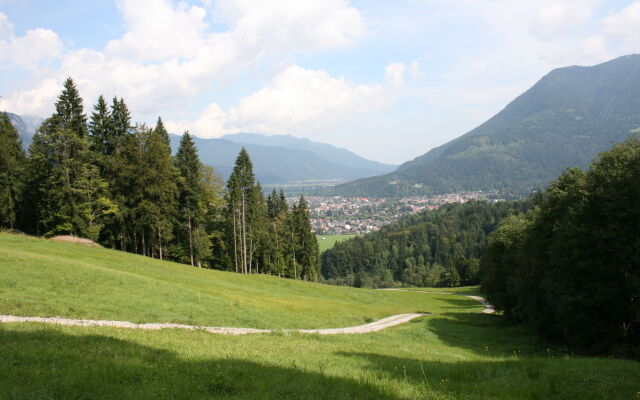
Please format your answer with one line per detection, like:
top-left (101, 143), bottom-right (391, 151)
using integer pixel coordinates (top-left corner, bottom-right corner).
top-left (317, 234), bottom-right (357, 252)
top-left (1, 232), bottom-right (639, 399)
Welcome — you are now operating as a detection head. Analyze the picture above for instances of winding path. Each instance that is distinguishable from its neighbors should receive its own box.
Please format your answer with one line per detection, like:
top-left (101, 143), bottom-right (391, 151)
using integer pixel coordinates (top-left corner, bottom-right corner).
top-left (0, 294), bottom-right (492, 335)
top-left (0, 313), bottom-right (427, 335)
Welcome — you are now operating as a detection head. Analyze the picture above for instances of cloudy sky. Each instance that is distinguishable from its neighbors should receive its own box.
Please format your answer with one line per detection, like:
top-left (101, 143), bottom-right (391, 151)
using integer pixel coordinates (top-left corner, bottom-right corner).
top-left (1, 0), bottom-right (639, 163)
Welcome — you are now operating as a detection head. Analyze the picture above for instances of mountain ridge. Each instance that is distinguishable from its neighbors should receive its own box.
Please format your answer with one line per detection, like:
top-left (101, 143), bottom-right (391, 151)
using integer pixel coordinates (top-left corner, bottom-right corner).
top-left (319, 54), bottom-right (640, 197)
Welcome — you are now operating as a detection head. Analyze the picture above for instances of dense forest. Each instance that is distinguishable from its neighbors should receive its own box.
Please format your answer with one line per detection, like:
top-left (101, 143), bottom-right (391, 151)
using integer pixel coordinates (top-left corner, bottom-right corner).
top-left (321, 199), bottom-right (531, 288)
top-left (481, 137), bottom-right (640, 353)
top-left (0, 78), bottom-right (319, 280)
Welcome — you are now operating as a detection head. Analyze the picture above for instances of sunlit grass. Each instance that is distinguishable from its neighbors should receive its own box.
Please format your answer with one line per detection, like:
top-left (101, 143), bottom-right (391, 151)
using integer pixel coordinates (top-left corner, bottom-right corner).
top-left (1, 232), bottom-right (638, 399)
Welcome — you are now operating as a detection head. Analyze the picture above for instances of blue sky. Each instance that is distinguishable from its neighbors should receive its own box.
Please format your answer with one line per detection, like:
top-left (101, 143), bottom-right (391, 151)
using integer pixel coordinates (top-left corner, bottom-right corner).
top-left (1, 0), bottom-right (639, 164)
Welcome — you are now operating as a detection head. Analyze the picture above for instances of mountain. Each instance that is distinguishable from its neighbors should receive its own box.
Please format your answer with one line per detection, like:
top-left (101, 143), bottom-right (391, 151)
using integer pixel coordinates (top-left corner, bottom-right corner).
top-left (170, 133), bottom-right (396, 184)
top-left (320, 54), bottom-right (640, 197)
top-left (221, 133), bottom-right (395, 174)
top-left (7, 113), bottom-right (44, 147)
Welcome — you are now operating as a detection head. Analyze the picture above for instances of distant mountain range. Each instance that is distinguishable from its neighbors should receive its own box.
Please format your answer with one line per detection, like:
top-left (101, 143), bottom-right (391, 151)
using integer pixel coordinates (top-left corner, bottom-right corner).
top-left (169, 133), bottom-right (396, 184)
top-left (7, 113), bottom-right (44, 146)
top-left (320, 54), bottom-right (640, 197)
top-left (8, 113), bottom-right (395, 185)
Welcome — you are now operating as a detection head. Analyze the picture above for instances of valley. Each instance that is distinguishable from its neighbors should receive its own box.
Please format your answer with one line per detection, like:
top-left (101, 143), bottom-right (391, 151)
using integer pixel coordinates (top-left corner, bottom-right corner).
top-left (1, 233), bottom-right (638, 399)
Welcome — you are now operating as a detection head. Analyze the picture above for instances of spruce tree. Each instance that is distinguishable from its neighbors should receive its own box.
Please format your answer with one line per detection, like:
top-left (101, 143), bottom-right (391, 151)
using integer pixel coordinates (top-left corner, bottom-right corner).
top-left (140, 126), bottom-right (178, 260)
top-left (28, 79), bottom-right (111, 238)
top-left (88, 95), bottom-right (111, 155)
top-left (175, 131), bottom-right (207, 266)
top-left (225, 148), bottom-right (262, 273)
top-left (154, 117), bottom-right (171, 148)
top-left (53, 78), bottom-right (88, 137)
top-left (0, 112), bottom-right (26, 230)
top-left (293, 195), bottom-right (320, 280)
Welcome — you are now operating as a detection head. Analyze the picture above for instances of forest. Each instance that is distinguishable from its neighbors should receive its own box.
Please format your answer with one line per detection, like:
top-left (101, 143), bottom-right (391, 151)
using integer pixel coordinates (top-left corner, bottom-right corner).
top-left (480, 137), bottom-right (640, 353)
top-left (321, 199), bottom-right (531, 288)
top-left (0, 78), bottom-right (319, 280)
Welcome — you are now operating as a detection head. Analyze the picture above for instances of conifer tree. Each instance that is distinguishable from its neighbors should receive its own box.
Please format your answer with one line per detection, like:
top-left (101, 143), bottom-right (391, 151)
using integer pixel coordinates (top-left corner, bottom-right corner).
top-left (293, 195), bottom-right (320, 280)
top-left (27, 79), bottom-right (112, 238)
top-left (140, 126), bottom-right (178, 260)
top-left (175, 131), bottom-right (207, 266)
top-left (225, 148), bottom-right (263, 273)
top-left (53, 77), bottom-right (88, 137)
top-left (88, 95), bottom-right (111, 155)
top-left (111, 97), bottom-right (131, 142)
top-left (154, 117), bottom-right (171, 148)
top-left (0, 112), bottom-right (26, 230)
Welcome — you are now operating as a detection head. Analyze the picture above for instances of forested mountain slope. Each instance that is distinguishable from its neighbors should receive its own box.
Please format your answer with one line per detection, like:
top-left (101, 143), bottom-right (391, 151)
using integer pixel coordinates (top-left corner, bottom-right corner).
top-left (222, 133), bottom-right (396, 174)
top-left (321, 54), bottom-right (640, 197)
top-left (170, 134), bottom-right (394, 184)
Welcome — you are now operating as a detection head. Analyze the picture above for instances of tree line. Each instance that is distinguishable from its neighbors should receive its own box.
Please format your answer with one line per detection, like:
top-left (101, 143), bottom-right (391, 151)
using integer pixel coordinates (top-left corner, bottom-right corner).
top-left (321, 199), bottom-right (531, 288)
top-left (480, 137), bottom-right (640, 353)
top-left (0, 78), bottom-right (319, 279)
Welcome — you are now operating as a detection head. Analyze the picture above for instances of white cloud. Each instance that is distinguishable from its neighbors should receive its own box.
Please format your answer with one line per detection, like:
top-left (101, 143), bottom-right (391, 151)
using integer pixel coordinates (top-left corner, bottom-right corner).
top-left (529, 0), bottom-right (599, 41)
top-left (0, 0), bottom-right (366, 119)
top-left (169, 63), bottom-right (398, 137)
top-left (214, 0), bottom-right (365, 54)
top-left (106, 0), bottom-right (208, 62)
top-left (602, 1), bottom-right (640, 37)
top-left (0, 12), bottom-right (62, 69)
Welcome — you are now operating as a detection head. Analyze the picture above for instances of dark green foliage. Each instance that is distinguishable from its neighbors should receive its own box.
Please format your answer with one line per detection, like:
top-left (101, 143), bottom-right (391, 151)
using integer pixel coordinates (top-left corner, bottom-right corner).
top-left (0, 112), bottom-right (26, 229)
top-left (322, 54), bottom-right (640, 197)
top-left (223, 149), bottom-right (319, 279)
top-left (25, 79), bottom-right (114, 238)
top-left (11, 77), bottom-right (317, 279)
top-left (88, 95), bottom-right (111, 155)
top-left (481, 137), bottom-right (640, 353)
top-left (321, 200), bottom-right (530, 288)
top-left (51, 77), bottom-right (89, 138)
top-left (175, 131), bottom-right (210, 266)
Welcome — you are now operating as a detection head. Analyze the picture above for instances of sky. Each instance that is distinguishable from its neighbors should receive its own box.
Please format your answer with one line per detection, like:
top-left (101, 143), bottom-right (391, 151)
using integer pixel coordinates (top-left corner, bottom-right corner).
top-left (1, 0), bottom-right (640, 164)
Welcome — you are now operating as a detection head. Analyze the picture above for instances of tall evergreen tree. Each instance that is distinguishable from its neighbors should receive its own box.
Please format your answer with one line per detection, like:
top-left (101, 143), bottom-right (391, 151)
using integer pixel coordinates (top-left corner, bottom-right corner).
top-left (175, 131), bottom-right (207, 267)
top-left (0, 112), bottom-right (26, 230)
top-left (53, 78), bottom-right (88, 138)
top-left (225, 148), bottom-right (263, 274)
top-left (111, 97), bottom-right (131, 142)
top-left (154, 117), bottom-right (171, 148)
top-left (27, 79), bottom-right (112, 238)
top-left (88, 95), bottom-right (112, 155)
top-left (140, 126), bottom-right (178, 260)
top-left (292, 195), bottom-right (320, 280)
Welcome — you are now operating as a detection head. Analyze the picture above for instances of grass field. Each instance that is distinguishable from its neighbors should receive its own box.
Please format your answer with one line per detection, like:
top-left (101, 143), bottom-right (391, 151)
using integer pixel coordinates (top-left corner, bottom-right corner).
top-left (1, 232), bottom-right (639, 399)
top-left (317, 234), bottom-right (357, 252)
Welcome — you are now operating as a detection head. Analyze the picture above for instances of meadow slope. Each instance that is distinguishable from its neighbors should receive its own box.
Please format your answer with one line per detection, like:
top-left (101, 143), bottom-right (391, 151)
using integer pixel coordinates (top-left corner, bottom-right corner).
top-left (1, 232), bottom-right (639, 400)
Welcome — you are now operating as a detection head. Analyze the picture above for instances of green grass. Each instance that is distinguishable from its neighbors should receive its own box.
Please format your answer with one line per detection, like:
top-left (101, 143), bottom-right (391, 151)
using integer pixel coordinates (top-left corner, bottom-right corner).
top-left (1, 232), bottom-right (639, 399)
top-left (0, 232), bottom-right (470, 329)
top-left (317, 234), bottom-right (357, 252)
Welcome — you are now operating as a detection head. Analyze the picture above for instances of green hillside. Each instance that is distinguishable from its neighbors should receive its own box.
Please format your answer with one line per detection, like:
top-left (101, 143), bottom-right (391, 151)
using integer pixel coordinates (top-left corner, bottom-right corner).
top-left (0, 232), bottom-right (456, 329)
top-left (321, 54), bottom-right (640, 197)
top-left (1, 232), bottom-right (638, 399)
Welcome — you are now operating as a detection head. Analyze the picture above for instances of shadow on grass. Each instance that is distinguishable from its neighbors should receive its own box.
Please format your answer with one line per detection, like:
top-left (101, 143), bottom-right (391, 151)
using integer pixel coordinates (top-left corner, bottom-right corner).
top-left (335, 351), bottom-right (640, 400)
top-left (433, 296), bottom-right (484, 309)
top-left (0, 328), bottom-right (396, 400)
top-left (427, 312), bottom-right (545, 357)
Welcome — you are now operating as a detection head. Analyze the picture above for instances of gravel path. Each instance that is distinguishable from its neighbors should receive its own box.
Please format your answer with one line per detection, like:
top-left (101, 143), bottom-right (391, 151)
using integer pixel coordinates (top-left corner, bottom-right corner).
top-left (0, 291), bottom-right (491, 335)
top-left (378, 289), bottom-right (495, 314)
top-left (0, 313), bottom-right (427, 335)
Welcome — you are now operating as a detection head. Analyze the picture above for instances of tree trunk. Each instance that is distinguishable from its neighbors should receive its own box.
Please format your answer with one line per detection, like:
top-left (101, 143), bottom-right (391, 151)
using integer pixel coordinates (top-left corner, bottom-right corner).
top-left (291, 231), bottom-right (297, 280)
top-left (142, 230), bottom-right (146, 257)
top-left (241, 192), bottom-right (247, 274)
top-left (233, 211), bottom-right (238, 273)
top-left (187, 211), bottom-right (194, 267)
top-left (158, 230), bottom-right (163, 261)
